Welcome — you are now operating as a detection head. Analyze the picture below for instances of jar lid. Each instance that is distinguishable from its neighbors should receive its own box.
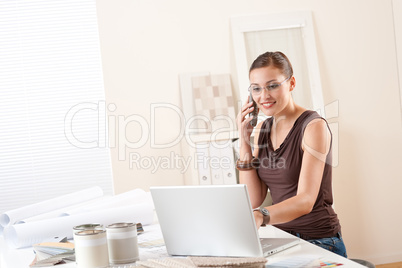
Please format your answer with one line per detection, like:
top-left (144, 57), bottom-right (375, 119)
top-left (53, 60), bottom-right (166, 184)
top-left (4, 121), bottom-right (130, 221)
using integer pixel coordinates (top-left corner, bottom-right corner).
top-left (73, 223), bottom-right (103, 230)
top-left (106, 222), bottom-right (136, 229)
top-left (75, 229), bottom-right (105, 236)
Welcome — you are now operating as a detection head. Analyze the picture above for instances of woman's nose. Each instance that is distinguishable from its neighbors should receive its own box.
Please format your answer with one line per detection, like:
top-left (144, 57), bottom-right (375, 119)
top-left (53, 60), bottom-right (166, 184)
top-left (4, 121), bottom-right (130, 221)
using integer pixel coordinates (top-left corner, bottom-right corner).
top-left (260, 87), bottom-right (270, 99)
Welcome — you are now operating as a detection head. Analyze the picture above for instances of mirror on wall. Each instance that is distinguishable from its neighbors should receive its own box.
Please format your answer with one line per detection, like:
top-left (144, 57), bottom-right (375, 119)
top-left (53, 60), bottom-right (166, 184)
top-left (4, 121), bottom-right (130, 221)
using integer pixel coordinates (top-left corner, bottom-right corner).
top-left (231, 11), bottom-right (326, 121)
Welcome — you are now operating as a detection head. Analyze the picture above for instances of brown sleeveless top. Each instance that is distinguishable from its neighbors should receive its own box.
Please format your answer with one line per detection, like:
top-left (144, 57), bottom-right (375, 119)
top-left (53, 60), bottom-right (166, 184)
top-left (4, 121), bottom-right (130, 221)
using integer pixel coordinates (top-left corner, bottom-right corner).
top-left (257, 110), bottom-right (341, 239)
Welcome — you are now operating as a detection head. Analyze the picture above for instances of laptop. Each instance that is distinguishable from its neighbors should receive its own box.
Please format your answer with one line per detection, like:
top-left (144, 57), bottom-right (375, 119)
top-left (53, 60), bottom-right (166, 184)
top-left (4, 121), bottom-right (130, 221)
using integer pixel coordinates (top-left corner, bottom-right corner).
top-left (150, 184), bottom-right (299, 257)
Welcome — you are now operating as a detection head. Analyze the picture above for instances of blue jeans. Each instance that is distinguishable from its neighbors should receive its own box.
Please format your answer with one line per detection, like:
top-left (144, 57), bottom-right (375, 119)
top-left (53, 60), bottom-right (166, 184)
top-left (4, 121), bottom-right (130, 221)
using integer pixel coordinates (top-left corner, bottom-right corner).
top-left (291, 232), bottom-right (348, 258)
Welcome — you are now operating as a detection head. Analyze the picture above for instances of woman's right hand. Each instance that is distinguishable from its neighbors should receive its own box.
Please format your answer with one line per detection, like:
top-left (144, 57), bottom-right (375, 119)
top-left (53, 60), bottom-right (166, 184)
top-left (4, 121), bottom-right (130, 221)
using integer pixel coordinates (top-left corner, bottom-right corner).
top-left (237, 98), bottom-right (257, 146)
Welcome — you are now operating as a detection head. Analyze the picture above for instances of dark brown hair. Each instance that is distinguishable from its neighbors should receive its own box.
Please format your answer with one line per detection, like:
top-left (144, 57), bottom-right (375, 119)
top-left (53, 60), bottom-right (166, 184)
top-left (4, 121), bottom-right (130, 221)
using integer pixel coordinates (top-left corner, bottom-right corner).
top-left (249, 51), bottom-right (293, 78)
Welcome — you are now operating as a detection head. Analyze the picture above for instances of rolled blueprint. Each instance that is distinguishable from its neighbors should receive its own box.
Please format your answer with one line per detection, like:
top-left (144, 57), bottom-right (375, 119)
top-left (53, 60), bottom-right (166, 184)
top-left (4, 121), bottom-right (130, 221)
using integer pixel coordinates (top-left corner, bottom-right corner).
top-left (18, 188), bottom-right (150, 223)
top-left (60, 188), bottom-right (150, 216)
top-left (3, 202), bottom-right (154, 249)
top-left (15, 196), bottom-right (107, 224)
top-left (0, 186), bottom-right (104, 228)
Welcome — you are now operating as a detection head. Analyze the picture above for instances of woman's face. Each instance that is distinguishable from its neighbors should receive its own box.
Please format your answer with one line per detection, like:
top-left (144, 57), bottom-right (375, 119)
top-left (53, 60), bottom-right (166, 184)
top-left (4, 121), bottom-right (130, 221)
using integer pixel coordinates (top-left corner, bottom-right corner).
top-left (249, 66), bottom-right (294, 117)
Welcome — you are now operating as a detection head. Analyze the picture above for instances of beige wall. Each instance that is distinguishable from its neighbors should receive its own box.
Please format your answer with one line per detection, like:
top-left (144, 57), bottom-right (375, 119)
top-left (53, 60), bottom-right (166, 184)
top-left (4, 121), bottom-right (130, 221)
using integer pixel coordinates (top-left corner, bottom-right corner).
top-left (96, 0), bottom-right (402, 265)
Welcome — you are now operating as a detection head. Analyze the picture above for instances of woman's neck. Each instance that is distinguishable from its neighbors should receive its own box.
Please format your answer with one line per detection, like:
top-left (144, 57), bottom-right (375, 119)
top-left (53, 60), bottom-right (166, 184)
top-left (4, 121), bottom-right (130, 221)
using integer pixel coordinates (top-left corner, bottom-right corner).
top-left (272, 100), bottom-right (304, 125)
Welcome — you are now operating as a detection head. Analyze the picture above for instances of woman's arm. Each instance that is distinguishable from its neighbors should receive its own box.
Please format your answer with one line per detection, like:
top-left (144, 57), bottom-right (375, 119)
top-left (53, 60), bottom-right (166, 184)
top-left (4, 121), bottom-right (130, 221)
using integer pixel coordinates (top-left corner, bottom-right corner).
top-left (237, 99), bottom-right (267, 208)
top-left (256, 118), bottom-right (331, 226)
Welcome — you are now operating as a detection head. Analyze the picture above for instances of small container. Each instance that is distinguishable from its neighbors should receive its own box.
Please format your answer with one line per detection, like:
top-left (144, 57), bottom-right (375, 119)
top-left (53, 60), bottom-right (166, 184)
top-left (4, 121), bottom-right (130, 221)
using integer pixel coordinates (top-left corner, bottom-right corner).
top-left (73, 223), bottom-right (103, 234)
top-left (106, 222), bottom-right (139, 264)
top-left (73, 229), bottom-right (109, 268)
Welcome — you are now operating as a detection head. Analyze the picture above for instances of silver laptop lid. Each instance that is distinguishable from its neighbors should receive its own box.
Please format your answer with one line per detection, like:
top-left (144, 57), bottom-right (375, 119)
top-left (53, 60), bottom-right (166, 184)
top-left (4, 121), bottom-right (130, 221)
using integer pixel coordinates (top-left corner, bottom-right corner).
top-left (150, 184), bottom-right (264, 257)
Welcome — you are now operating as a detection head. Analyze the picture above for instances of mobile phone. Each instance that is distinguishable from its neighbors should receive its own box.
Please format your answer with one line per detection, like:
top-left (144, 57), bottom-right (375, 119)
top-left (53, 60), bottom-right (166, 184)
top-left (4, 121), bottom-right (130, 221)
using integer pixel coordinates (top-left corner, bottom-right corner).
top-left (248, 93), bottom-right (258, 127)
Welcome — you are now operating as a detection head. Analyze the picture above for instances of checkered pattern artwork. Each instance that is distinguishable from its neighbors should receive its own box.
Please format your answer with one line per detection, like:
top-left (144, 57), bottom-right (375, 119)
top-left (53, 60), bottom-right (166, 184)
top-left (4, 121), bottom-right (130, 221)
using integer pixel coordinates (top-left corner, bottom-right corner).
top-left (191, 74), bottom-right (236, 132)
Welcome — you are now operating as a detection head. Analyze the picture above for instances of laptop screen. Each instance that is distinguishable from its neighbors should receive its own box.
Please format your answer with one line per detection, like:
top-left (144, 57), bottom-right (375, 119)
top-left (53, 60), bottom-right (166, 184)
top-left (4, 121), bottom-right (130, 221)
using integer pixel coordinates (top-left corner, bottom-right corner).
top-left (150, 185), bottom-right (264, 257)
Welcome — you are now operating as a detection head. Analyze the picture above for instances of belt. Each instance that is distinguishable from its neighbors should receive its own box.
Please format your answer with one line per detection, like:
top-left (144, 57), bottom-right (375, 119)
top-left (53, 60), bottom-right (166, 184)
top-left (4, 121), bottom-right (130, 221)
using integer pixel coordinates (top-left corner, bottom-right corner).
top-left (286, 230), bottom-right (342, 241)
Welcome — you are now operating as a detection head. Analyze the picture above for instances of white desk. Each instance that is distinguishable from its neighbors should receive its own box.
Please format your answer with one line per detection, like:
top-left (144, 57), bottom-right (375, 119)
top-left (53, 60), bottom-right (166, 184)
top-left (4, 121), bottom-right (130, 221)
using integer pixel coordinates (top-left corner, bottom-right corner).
top-left (0, 224), bottom-right (364, 268)
top-left (258, 226), bottom-right (364, 267)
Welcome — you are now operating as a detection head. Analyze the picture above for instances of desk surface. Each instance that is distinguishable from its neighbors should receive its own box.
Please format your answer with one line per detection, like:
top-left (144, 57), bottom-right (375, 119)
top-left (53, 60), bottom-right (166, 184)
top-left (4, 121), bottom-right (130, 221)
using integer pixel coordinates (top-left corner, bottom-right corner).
top-left (258, 226), bottom-right (364, 267)
top-left (0, 224), bottom-right (364, 268)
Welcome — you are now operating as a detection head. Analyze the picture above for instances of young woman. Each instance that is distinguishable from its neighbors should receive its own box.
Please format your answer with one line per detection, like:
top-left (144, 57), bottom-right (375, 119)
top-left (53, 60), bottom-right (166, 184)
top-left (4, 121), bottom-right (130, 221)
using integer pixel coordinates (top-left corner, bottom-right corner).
top-left (237, 51), bottom-right (347, 257)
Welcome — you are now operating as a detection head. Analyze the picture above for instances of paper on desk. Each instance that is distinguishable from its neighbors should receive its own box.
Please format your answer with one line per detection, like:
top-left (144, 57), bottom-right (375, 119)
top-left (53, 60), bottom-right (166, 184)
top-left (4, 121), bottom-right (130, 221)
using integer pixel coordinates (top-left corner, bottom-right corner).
top-left (0, 186), bottom-right (104, 227)
top-left (137, 224), bottom-right (169, 260)
top-left (3, 202), bottom-right (154, 249)
top-left (266, 254), bottom-right (321, 268)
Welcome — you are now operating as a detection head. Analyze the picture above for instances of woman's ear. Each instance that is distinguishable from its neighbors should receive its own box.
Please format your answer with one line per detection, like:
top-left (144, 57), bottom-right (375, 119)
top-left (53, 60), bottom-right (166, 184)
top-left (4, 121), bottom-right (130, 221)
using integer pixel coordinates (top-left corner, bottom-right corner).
top-left (289, 76), bottom-right (296, 92)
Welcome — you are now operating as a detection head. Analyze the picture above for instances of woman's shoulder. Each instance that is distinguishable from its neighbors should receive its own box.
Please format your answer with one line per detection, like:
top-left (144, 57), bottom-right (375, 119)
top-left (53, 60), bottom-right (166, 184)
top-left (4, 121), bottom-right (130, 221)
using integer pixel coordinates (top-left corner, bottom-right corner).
top-left (253, 117), bottom-right (272, 156)
top-left (253, 118), bottom-right (268, 142)
top-left (297, 110), bottom-right (326, 130)
top-left (299, 109), bottom-right (321, 121)
top-left (258, 116), bottom-right (274, 129)
top-left (254, 116), bottom-right (273, 138)
top-left (301, 111), bottom-right (331, 157)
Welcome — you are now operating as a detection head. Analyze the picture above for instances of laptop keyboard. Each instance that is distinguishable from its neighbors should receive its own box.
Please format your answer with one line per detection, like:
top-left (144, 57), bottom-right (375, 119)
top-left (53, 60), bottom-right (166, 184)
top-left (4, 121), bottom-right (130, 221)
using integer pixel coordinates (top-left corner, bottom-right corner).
top-left (261, 243), bottom-right (273, 249)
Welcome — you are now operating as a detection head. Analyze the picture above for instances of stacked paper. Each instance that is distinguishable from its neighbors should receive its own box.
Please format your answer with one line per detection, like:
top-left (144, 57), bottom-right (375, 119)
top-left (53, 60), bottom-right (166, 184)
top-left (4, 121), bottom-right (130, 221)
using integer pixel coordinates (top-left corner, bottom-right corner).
top-left (34, 241), bottom-right (74, 258)
top-left (29, 240), bottom-right (75, 267)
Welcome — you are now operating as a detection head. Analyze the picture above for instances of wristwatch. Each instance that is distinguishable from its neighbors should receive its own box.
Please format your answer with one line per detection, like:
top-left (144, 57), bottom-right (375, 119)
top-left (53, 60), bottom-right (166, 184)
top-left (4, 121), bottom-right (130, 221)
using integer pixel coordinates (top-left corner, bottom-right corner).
top-left (253, 207), bottom-right (271, 227)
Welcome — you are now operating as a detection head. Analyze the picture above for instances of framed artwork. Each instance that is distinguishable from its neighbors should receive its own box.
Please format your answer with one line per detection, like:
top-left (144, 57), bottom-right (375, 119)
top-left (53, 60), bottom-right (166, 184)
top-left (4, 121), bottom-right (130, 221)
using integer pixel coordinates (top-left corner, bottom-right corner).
top-left (179, 73), bottom-right (237, 134)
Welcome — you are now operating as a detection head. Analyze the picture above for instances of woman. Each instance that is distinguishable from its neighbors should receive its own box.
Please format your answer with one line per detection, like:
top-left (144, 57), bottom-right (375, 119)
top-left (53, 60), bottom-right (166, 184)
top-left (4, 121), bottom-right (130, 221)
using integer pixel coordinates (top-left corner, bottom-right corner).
top-left (237, 51), bottom-right (347, 257)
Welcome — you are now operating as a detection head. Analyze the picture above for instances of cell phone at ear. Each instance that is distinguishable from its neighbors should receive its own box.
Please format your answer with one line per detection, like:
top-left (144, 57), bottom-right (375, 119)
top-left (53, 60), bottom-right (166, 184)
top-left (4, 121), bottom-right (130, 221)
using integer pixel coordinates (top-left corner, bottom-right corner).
top-left (249, 93), bottom-right (258, 127)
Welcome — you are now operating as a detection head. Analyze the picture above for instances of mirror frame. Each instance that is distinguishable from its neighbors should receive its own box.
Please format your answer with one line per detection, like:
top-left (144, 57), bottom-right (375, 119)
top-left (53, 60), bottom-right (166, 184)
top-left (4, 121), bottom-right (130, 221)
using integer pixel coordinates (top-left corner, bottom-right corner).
top-left (230, 10), bottom-right (326, 117)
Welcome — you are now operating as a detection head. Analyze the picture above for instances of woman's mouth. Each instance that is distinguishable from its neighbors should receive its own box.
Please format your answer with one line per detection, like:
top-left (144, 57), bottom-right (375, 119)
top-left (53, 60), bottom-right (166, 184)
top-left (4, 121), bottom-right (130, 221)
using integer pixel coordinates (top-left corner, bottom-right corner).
top-left (261, 102), bottom-right (275, 109)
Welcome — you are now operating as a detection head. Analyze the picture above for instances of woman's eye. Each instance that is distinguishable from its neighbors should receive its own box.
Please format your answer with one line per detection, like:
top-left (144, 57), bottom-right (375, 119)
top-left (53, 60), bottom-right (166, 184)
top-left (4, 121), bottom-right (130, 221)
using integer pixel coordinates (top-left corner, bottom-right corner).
top-left (267, 84), bottom-right (279, 90)
top-left (252, 87), bottom-right (262, 93)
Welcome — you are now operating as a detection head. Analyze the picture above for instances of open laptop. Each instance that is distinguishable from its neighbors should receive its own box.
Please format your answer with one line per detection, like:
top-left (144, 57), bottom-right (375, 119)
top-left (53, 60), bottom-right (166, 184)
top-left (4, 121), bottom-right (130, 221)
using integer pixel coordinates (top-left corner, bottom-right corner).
top-left (150, 184), bottom-right (299, 257)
